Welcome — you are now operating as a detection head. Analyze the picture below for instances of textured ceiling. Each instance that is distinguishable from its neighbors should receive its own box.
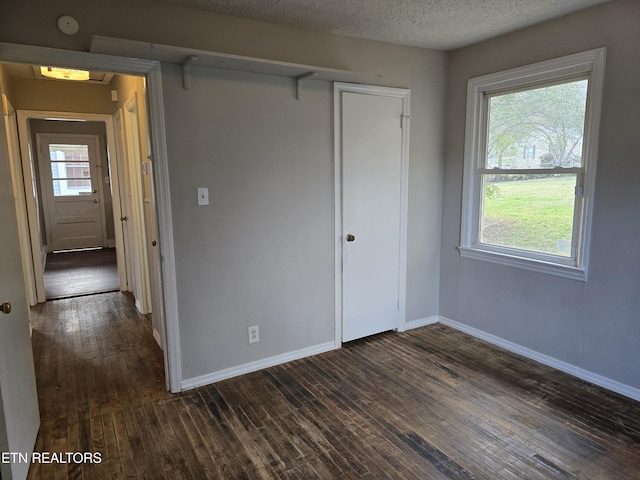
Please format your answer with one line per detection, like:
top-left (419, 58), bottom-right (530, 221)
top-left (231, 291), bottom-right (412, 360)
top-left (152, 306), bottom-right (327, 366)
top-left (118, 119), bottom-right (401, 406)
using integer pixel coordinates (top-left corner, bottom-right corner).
top-left (151, 0), bottom-right (610, 50)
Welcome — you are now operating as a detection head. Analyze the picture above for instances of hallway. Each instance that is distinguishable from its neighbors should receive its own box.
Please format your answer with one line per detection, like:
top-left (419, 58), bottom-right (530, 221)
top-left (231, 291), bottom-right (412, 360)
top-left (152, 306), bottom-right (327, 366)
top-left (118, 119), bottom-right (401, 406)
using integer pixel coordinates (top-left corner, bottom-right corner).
top-left (28, 292), bottom-right (166, 479)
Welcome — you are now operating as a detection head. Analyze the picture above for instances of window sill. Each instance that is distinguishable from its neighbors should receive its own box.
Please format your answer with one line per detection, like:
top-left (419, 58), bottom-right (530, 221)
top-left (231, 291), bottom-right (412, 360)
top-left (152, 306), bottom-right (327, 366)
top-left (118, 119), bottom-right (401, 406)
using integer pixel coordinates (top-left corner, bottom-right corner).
top-left (458, 246), bottom-right (587, 282)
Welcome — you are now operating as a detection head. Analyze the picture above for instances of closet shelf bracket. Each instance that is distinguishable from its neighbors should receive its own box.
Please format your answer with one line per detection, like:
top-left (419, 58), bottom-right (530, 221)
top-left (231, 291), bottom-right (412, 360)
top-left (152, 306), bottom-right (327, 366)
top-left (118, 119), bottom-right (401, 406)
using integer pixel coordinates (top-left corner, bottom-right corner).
top-left (181, 55), bottom-right (198, 90)
top-left (295, 72), bottom-right (318, 100)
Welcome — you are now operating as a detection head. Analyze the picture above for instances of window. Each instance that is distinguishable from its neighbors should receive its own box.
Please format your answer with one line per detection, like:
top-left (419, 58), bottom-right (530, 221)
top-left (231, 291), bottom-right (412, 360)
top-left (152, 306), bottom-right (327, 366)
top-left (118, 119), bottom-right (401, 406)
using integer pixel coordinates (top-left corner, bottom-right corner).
top-left (459, 49), bottom-right (606, 281)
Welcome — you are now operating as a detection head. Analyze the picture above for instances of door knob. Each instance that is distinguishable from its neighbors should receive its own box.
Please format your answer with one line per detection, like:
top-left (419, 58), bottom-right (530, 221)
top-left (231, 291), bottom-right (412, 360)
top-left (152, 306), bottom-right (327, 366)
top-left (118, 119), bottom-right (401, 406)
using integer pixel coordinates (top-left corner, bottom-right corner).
top-left (346, 234), bottom-right (356, 242)
top-left (1, 302), bottom-right (11, 314)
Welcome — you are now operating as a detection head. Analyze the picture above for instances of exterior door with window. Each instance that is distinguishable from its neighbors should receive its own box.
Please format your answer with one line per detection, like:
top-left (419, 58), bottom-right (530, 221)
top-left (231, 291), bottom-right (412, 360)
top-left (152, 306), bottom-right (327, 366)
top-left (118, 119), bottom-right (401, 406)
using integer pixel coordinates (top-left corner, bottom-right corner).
top-left (38, 134), bottom-right (105, 251)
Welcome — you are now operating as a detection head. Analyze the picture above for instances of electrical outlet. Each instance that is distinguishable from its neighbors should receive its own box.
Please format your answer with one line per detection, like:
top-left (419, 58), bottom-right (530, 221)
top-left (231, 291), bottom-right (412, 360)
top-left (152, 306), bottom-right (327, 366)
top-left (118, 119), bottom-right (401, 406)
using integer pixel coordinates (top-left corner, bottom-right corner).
top-left (248, 325), bottom-right (259, 344)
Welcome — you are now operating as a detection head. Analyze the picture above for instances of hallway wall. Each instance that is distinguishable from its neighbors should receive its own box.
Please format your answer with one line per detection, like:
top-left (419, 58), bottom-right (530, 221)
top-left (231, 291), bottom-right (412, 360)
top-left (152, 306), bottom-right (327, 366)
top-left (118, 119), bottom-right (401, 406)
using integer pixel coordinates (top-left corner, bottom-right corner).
top-left (6, 76), bottom-right (114, 113)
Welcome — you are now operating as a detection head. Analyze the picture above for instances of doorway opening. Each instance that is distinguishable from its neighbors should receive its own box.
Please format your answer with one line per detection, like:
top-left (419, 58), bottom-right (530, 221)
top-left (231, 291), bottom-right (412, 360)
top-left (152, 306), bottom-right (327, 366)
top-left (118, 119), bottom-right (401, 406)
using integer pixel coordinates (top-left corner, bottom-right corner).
top-left (0, 41), bottom-right (181, 395)
top-left (31, 124), bottom-right (118, 300)
top-left (1, 59), bottom-right (168, 377)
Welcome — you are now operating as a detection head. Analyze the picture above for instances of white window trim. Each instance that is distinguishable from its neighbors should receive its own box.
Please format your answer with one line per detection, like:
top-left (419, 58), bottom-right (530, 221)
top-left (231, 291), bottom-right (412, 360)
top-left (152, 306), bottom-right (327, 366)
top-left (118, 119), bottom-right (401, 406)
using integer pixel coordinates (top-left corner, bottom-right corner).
top-left (459, 48), bottom-right (606, 282)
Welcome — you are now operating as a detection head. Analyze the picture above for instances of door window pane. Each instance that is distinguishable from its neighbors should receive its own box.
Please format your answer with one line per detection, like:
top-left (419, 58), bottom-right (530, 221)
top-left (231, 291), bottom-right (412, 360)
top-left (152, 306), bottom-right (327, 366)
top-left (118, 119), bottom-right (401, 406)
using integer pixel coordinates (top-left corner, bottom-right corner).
top-left (48, 144), bottom-right (93, 196)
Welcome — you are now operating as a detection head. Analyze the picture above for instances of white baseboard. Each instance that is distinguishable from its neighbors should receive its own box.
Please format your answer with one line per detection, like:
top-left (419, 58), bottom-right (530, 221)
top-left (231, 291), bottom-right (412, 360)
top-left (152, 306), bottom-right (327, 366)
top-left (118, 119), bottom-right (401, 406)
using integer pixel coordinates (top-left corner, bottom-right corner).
top-left (178, 316), bottom-right (640, 402)
top-left (438, 316), bottom-right (640, 403)
top-left (401, 315), bottom-right (439, 332)
top-left (181, 341), bottom-right (337, 391)
top-left (153, 328), bottom-right (162, 349)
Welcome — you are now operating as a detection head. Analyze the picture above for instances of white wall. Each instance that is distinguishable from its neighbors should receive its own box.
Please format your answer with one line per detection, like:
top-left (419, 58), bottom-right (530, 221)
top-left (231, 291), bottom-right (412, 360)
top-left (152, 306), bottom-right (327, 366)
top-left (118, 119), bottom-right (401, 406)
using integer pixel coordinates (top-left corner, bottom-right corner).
top-left (0, 0), bottom-right (447, 382)
top-left (440, 0), bottom-right (640, 391)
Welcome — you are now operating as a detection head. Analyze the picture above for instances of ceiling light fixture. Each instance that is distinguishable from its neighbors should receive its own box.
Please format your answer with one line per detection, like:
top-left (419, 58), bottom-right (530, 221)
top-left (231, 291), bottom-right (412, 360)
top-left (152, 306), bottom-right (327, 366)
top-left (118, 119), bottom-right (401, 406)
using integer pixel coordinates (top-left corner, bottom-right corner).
top-left (40, 66), bottom-right (90, 81)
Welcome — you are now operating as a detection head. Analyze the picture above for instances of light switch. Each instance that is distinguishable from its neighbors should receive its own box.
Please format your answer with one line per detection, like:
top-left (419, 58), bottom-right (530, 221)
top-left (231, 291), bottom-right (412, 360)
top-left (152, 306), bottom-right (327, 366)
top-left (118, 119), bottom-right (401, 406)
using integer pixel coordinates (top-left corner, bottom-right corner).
top-left (197, 188), bottom-right (209, 206)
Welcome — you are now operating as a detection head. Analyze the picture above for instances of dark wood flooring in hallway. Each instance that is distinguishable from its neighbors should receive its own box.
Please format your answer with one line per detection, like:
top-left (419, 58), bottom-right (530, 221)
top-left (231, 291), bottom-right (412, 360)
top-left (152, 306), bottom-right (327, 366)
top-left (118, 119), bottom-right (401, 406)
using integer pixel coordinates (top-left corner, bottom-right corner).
top-left (44, 248), bottom-right (119, 300)
top-left (28, 292), bottom-right (640, 479)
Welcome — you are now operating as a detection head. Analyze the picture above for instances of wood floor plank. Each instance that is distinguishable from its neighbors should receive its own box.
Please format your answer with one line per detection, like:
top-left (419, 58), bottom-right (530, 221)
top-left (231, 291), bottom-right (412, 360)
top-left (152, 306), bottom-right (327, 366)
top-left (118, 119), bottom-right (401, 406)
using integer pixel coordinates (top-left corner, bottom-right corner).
top-left (138, 401), bottom-right (189, 480)
top-left (150, 399), bottom-right (199, 479)
top-left (197, 387), bottom-right (266, 479)
top-left (44, 248), bottom-right (119, 300)
top-left (27, 292), bottom-right (640, 479)
top-left (100, 407), bottom-right (125, 480)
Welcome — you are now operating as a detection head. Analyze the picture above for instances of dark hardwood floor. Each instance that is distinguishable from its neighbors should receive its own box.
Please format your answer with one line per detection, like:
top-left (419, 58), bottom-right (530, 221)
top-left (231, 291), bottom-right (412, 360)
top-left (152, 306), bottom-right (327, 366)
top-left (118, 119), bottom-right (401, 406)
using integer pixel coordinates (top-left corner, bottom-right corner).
top-left (44, 248), bottom-right (119, 300)
top-left (28, 293), bottom-right (640, 479)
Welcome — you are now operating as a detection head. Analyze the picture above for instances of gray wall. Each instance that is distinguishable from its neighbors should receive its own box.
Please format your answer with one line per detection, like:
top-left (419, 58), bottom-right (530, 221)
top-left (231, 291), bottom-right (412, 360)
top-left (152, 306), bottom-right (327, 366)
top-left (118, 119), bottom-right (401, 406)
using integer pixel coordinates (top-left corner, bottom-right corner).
top-left (2, 0), bottom-right (638, 394)
top-left (161, 39), bottom-right (446, 379)
top-left (440, 0), bottom-right (640, 389)
top-left (0, 0), bottom-right (446, 381)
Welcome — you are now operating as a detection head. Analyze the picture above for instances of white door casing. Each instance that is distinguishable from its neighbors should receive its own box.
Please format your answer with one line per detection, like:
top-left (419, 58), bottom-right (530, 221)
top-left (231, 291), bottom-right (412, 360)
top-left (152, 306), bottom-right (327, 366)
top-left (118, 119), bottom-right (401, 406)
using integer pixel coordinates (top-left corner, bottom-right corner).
top-left (37, 133), bottom-right (106, 252)
top-left (16, 111), bottom-right (127, 303)
top-left (127, 88), bottom-right (165, 347)
top-left (142, 154), bottom-right (166, 349)
top-left (3, 96), bottom-right (37, 306)
top-left (0, 84), bottom-right (39, 480)
top-left (123, 94), bottom-right (151, 315)
top-left (113, 110), bottom-right (131, 291)
top-left (334, 83), bottom-right (410, 344)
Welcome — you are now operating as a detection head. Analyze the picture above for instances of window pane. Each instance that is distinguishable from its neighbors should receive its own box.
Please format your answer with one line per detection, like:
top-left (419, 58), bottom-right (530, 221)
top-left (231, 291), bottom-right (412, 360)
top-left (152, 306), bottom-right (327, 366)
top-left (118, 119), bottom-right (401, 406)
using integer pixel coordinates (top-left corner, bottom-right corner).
top-left (49, 144), bottom-right (89, 162)
top-left (480, 174), bottom-right (577, 256)
top-left (52, 179), bottom-right (93, 196)
top-left (50, 161), bottom-right (90, 180)
top-left (486, 80), bottom-right (588, 169)
top-left (48, 144), bottom-right (92, 196)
